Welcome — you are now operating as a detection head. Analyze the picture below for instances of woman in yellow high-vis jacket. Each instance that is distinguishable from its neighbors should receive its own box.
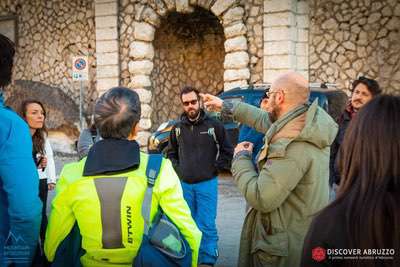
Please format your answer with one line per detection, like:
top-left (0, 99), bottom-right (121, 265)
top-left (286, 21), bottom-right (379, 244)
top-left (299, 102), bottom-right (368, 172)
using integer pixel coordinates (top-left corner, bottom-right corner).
top-left (44, 87), bottom-right (201, 267)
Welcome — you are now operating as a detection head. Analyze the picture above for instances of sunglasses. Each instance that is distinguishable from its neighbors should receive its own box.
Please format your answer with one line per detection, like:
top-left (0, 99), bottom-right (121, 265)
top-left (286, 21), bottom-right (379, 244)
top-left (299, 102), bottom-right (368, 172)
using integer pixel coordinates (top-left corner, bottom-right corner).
top-left (182, 99), bottom-right (198, 106)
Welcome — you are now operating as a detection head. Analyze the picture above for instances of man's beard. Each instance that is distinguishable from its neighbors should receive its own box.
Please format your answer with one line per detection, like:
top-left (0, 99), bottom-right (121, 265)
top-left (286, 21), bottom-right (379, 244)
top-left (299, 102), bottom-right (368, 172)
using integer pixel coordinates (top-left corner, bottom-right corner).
top-left (351, 99), bottom-right (363, 109)
top-left (269, 109), bottom-right (279, 123)
top-left (186, 108), bottom-right (200, 120)
top-left (268, 98), bottom-right (280, 123)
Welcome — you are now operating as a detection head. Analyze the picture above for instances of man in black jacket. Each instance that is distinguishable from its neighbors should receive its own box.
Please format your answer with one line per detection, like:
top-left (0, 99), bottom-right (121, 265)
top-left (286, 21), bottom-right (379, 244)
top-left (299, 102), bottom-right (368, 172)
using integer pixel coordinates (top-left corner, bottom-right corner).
top-left (329, 77), bottom-right (381, 191)
top-left (167, 86), bottom-right (233, 267)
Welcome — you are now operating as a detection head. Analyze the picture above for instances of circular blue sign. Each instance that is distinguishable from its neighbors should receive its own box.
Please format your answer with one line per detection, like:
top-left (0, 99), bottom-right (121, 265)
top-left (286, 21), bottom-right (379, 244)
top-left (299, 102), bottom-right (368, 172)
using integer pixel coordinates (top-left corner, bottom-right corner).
top-left (74, 58), bottom-right (87, 70)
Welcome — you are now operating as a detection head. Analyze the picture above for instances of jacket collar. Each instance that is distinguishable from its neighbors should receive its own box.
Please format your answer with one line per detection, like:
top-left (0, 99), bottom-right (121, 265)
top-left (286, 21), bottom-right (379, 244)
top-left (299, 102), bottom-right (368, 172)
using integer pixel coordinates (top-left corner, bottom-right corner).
top-left (265, 103), bottom-right (309, 143)
top-left (341, 102), bottom-right (356, 121)
top-left (180, 109), bottom-right (206, 125)
top-left (257, 102), bottom-right (310, 162)
top-left (83, 138), bottom-right (140, 176)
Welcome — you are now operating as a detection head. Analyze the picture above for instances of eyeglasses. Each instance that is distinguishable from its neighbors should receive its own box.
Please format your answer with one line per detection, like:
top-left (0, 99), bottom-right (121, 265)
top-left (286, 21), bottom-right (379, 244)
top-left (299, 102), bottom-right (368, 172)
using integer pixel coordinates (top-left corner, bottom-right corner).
top-left (182, 99), bottom-right (198, 106)
top-left (266, 90), bottom-right (284, 98)
top-left (261, 91), bottom-right (269, 100)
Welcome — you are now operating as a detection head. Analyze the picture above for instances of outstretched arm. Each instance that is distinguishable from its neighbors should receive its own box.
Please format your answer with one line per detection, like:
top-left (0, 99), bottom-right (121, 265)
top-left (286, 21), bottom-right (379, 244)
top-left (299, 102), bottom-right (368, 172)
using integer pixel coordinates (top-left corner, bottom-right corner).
top-left (201, 93), bottom-right (272, 133)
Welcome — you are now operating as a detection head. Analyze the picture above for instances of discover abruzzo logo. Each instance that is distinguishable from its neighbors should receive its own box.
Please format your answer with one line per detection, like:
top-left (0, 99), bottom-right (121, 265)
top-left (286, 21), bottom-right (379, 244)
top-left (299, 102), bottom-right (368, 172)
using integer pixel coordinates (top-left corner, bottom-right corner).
top-left (311, 246), bottom-right (396, 262)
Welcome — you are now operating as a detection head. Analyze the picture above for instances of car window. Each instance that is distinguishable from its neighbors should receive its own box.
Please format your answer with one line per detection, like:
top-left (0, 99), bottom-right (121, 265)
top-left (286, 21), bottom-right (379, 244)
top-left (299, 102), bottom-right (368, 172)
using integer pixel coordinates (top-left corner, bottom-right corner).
top-left (250, 93), bottom-right (264, 107)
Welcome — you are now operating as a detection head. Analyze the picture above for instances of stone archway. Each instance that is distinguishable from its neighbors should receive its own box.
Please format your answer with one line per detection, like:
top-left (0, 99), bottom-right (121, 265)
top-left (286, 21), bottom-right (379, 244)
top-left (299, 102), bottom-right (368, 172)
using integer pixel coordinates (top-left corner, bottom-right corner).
top-left (128, 0), bottom-right (250, 137)
top-left (150, 8), bottom-right (225, 130)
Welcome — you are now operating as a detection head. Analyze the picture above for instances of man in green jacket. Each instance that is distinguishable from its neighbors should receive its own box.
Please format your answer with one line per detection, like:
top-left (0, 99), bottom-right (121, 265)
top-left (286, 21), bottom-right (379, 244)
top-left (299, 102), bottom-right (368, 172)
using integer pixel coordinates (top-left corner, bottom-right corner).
top-left (201, 72), bottom-right (338, 267)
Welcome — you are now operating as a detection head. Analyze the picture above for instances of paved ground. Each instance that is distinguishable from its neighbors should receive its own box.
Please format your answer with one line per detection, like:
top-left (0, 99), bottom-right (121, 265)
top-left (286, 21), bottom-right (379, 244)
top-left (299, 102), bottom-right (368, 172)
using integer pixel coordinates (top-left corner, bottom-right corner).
top-left (50, 155), bottom-right (246, 267)
top-left (216, 174), bottom-right (246, 267)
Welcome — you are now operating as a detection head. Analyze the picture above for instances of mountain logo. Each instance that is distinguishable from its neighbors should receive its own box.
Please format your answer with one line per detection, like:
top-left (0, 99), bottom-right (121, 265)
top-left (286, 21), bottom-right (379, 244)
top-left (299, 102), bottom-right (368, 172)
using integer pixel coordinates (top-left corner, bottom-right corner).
top-left (5, 231), bottom-right (27, 245)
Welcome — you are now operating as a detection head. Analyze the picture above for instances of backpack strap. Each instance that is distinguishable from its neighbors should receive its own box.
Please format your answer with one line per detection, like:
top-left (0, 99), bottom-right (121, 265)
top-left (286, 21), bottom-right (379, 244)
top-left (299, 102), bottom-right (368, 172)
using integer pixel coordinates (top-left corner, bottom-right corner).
top-left (207, 126), bottom-right (220, 160)
top-left (142, 153), bottom-right (163, 235)
top-left (174, 127), bottom-right (181, 142)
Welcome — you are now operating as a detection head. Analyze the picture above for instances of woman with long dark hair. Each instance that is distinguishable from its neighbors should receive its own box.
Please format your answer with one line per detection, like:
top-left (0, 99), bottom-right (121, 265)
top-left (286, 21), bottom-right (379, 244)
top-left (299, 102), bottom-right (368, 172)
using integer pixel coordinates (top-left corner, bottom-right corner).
top-left (301, 95), bottom-right (400, 267)
top-left (19, 100), bottom-right (56, 265)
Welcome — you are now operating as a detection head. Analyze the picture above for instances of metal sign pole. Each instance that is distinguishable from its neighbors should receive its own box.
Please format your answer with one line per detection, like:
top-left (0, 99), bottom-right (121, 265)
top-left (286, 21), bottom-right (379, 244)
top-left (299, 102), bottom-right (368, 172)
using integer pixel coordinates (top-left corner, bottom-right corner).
top-left (73, 56), bottom-right (88, 130)
top-left (79, 80), bottom-right (83, 130)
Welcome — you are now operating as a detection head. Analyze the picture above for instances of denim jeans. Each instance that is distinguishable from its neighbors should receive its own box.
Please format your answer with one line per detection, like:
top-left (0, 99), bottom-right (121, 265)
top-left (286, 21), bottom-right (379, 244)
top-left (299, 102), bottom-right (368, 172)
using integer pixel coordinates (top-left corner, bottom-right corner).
top-left (181, 177), bottom-right (218, 265)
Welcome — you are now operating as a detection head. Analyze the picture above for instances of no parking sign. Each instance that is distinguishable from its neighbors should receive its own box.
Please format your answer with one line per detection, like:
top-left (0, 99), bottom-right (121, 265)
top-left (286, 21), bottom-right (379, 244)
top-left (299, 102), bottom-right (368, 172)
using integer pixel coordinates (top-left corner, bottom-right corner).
top-left (72, 56), bottom-right (88, 129)
top-left (72, 56), bottom-right (88, 81)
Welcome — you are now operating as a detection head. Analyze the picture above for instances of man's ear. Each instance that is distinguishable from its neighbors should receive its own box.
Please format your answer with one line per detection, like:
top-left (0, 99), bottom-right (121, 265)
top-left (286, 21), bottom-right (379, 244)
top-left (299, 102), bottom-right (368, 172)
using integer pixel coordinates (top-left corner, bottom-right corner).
top-left (127, 123), bottom-right (141, 141)
top-left (260, 98), bottom-right (269, 110)
top-left (276, 91), bottom-right (285, 105)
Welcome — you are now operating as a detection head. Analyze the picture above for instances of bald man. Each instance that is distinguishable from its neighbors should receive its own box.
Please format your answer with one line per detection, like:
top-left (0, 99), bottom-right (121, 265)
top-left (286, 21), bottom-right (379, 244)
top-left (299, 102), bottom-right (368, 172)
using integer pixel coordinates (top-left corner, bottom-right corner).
top-left (201, 72), bottom-right (338, 267)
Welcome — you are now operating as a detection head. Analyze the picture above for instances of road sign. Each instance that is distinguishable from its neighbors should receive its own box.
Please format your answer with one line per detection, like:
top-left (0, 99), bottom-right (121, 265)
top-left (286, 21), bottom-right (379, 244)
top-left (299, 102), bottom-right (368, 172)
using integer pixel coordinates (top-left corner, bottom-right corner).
top-left (72, 56), bottom-right (89, 129)
top-left (72, 56), bottom-right (88, 81)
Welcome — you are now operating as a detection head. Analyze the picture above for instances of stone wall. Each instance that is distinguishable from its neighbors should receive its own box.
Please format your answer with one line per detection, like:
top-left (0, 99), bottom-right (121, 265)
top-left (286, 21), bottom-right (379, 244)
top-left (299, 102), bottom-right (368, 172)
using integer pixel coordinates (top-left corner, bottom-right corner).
top-left (0, 0), bottom-right (97, 134)
top-left (119, 0), bottom-right (135, 88)
top-left (150, 8), bottom-right (224, 129)
top-left (309, 0), bottom-right (400, 93)
top-left (243, 0), bottom-right (264, 84)
top-left (120, 0), bottom-right (253, 91)
top-left (263, 0), bottom-right (309, 82)
top-left (7, 80), bottom-right (80, 137)
top-left (119, 0), bottom-right (252, 145)
top-left (95, 0), bottom-right (120, 95)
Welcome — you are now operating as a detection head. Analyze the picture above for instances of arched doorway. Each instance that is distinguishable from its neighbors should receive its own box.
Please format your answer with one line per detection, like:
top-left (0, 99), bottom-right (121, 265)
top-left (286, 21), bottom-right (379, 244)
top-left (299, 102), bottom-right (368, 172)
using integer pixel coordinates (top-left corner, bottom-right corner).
top-left (150, 7), bottom-right (224, 130)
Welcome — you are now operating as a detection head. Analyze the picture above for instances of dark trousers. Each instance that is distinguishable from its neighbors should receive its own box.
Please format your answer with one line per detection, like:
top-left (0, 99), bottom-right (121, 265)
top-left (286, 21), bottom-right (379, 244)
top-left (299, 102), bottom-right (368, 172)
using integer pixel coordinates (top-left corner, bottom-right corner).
top-left (32, 179), bottom-right (50, 267)
top-left (39, 179), bottom-right (48, 242)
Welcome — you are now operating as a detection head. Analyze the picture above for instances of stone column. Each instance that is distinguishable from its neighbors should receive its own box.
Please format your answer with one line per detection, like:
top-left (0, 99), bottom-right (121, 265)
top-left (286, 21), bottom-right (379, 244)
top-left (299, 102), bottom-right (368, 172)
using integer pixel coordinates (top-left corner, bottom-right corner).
top-left (220, 5), bottom-right (250, 91)
top-left (128, 19), bottom-right (158, 147)
top-left (95, 0), bottom-right (120, 95)
top-left (295, 0), bottom-right (309, 79)
top-left (263, 0), bottom-right (309, 82)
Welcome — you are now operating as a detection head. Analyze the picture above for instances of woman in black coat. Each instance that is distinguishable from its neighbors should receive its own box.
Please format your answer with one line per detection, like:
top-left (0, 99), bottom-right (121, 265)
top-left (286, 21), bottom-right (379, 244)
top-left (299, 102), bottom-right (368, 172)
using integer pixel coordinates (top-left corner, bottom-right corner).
top-left (302, 95), bottom-right (400, 267)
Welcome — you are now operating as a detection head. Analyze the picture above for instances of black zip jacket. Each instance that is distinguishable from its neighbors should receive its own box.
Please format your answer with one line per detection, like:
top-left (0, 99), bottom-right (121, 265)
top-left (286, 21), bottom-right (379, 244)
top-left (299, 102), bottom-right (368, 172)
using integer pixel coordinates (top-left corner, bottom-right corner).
top-left (166, 109), bottom-right (233, 184)
top-left (329, 108), bottom-right (352, 186)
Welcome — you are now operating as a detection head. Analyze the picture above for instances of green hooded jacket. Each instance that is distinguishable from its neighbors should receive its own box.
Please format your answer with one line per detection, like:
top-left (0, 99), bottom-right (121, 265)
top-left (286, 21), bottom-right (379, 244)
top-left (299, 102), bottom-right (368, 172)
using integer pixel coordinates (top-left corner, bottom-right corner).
top-left (229, 100), bottom-right (338, 267)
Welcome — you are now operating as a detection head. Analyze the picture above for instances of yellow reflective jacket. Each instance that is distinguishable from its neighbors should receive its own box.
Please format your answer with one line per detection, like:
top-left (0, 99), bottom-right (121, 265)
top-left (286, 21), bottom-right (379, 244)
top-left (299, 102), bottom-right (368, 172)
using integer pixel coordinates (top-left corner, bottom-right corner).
top-left (45, 152), bottom-right (201, 267)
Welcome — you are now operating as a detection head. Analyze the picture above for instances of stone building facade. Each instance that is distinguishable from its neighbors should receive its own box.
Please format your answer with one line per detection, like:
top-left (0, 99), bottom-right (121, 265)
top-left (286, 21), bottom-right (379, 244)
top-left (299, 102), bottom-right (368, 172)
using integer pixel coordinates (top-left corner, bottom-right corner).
top-left (309, 0), bottom-right (400, 92)
top-left (0, 0), bottom-right (399, 150)
top-left (0, 0), bottom-right (97, 151)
